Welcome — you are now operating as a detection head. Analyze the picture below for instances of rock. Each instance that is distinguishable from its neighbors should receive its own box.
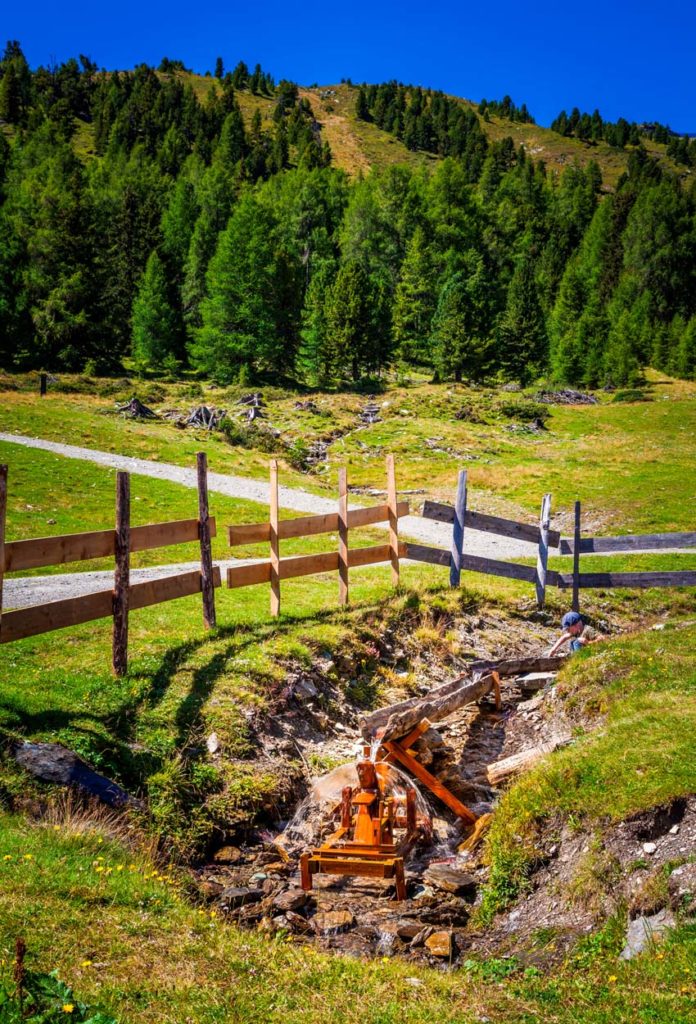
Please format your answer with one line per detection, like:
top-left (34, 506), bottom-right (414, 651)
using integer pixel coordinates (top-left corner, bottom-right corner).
top-left (643, 842), bottom-right (657, 855)
top-left (249, 872), bottom-right (268, 884)
top-left (669, 824), bottom-right (680, 835)
top-left (273, 888), bottom-right (308, 913)
top-left (409, 926), bottom-right (434, 949)
top-left (197, 879), bottom-right (224, 899)
top-left (218, 887), bottom-right (265, 911)
top-left (213, 846), bottom-right (243, 864)
top-left (293, 676), bottom-right (319, 700)
top-left (206, 732), bottom-right (219, 754)
top-left (13, 742), bottom-right (139, 808)
top-left (425, 931), bottom-right (453, 958)
top-left (620, 909), bottom-right (676, 960)
top-left (311, 910), bottom-right (355, 935)
top-left (396, 919), bottom-right (424, 941)
top-left (285, 910), bottom-right (311, 933)
top-left (669, 863), bottom-right (696, 908)
top-left (424, 864), bottom-right (478, 900)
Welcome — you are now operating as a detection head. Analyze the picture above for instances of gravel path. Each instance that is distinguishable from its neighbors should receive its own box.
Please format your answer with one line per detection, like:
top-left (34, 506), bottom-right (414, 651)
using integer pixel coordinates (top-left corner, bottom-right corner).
top-left (1, 430), bottom-right (537, 561)
top-left (4, 430), bottom-right (688, 609)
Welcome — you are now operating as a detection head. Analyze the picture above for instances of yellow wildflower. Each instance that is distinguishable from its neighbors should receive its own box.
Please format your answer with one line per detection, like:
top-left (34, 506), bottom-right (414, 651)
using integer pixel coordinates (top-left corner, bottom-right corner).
top-left (608, 975), bottom-right (617, 984)
top-left (96, 837), bottom-right (103, 844)
top-left (116, 865), bottom-right (124, 872)
top-left (62, 1005), bottom-right (74, 1014)
top-left (81, 960), bottom-right (93, 968)
top-left (23, 854), bottom-right (33, 860)
top-left (94, 865), bottom-right (105, 873)
top-left (53, 825), bottom-right (60, 831)
top-left (3, 855), bottom-right (12, 861)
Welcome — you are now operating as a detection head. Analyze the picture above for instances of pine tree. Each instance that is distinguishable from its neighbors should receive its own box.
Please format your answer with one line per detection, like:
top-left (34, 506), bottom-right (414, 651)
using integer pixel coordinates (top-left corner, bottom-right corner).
top-left (324, 260), bottom-right (374, 381)
top-left (132, 251), bottom-right (180, 370)
top-left (498, 252), bottom-right (547, 383)
top-left (392, 227), bottom-right (436, 363)
top-left (214, 57), bottom-right (224, 80)
top-left (355, 87), bottom-right (370, 121)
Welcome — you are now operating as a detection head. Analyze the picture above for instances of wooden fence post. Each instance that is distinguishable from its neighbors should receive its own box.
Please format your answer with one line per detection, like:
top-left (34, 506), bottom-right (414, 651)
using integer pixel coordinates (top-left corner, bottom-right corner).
top-left (386, 454), bottom-right (400, 587)
top-left (572, 500), bottom-right (582, 613)
top-left (338, 467), bottom-right (349, 605)
top-left (535, 492), bottom-right (552, 609)
top-left (112, 471), bottom-right (130, 676)
top-left (0, 465), bottom-right (7, 642)
top-left (39, 373), bottom-right (47, 397)
top-left (450, 469), bottom-right (467, 588)
top-left (196, 451), bottom-right (216, 629)
top-left (269, 459), bottom-right (281, 617)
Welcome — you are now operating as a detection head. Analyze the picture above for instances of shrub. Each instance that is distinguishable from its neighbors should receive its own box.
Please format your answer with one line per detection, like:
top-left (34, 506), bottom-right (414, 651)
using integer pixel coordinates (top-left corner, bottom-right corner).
top-left (496, 398), bottom-right (550, 423)
top-left (611, 388), bottom-right (651, 403)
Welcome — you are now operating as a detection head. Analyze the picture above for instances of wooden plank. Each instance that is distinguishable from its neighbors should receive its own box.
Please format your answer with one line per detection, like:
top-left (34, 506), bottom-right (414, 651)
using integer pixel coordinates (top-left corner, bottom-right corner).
top-left (572, 501), bottom-right (581, 613)
top-left (338, 467), bottom-right (349, 605)
top-left (227, 562), bottom-right (272, 589)
top-left (4, 518), bottom-right (215, 573)
top-left (129, 567), bottom-right (221, 610)
top-left (1, 590), bottom-right (114, 643)
top-left (0, 568), bottom-right (222, 644)
top-left (558, 570), bottom-right (696, 590)
top-left (560, 531), bottom-right (696, 555)
top-left (386, 454), bottom-right (400, 587)
top-left (269, 460), bottom-right (280, 617)
top-left (197, 452), bottom-right (216, 629)
top-left (228, 501), bottom-right (410, 547)
top-left (450, 470), bottom-right (467, 588)
top-left (0, 465), bottom-right (7, 641)
top-left (383, 740), bottom-right (477, 823)
top-left (112, 471), bottom-right (130, 677)
top-left (535, 492), bottom-right (552, 610)
top-left (423, 500), bottom-right (561, 548)
top-left (405, 543), bottom-right (539, 584)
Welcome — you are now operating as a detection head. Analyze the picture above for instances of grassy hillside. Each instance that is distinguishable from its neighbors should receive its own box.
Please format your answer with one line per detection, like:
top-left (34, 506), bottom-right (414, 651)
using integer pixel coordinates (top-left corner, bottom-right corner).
top-left (1, 622), bottom-right (694, 1024)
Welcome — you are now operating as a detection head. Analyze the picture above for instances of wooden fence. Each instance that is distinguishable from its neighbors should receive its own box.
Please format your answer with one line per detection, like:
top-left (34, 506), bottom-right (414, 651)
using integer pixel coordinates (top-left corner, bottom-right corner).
top-left (227, 455), bottom-right (408, 616)
top-left (404, 472), bottom-right (696, 609)
top-left (0, 453), bottom-right (220, 675)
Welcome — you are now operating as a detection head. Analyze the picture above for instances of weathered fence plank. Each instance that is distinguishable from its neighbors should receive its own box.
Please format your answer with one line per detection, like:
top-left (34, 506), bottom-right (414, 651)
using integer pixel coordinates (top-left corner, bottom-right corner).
top-left (197, 451), bottom-right (216, 629)
top-left (422, 500), bottom-right (561, 548)
top-left (558, 570), bottom-right (696, 590)
top-left (560, 531), bottom-right (696, 555)
top-left (405, 542), bottom-right (553, 585)
top-left (0, 465), bottom-right (6, 642)
top-left (112, 471), bottom-right (130, 676)
top-left (535, 493), bottom-right (552, 610)
top-left (572, 501), bottom-right (582, 613)
top-left (449, 470), bottom-right (467, 588)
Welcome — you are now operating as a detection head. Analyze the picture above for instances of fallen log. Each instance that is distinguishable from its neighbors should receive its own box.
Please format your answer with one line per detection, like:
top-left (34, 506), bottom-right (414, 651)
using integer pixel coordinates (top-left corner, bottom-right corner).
top-left (360, 672), bottom-right (495, 742)
top-left (486, 737), bottom-right (571, 787)
top-left (469, 655), bottom-right (566, 677)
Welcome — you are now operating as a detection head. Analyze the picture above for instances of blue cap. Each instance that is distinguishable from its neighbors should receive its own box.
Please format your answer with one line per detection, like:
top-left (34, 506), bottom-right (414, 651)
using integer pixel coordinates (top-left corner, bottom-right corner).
top-left (562, 611), bottom-right (583, 629)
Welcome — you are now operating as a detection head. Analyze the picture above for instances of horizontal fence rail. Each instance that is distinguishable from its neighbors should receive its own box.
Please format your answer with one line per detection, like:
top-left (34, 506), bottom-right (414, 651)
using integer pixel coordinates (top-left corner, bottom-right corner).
top-left (229, 501), bottom-right (409, 546)
top-left (0, 453), bottom-right (220, 674)
top-left (4, 518), bottom-right (216, 573)
top-left (1, 567), bottom-right (222, 643)
top-left (422, 499), bottom-right (562, 549)
top-left (560, 531), bottom-right (696, 555)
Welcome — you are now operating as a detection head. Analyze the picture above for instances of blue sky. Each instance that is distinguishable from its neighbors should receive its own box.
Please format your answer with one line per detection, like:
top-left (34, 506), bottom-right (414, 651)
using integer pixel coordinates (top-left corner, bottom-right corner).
top-left (5, 0), bottom-right (695, 131)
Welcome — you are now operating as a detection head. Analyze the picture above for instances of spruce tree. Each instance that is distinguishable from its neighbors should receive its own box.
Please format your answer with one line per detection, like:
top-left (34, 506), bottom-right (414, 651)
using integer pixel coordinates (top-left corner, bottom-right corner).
top-left (214, 57), bottom-right (224, 80)
top-left (392, 227), bottom-right (436, 363)
top-left (498, 252), bottom-right (547, 383)
top-left (132, 250), bottom-right (180, 371)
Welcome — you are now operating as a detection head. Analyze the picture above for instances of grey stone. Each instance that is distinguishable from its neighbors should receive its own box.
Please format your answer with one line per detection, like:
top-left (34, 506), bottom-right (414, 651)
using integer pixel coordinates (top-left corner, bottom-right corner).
top-left (218, 886), bottom-right (264, 911)
top-left (272, 888), bottom-right (308, 912)
top-left (669, 863), bottom-right (696, 908)
top-left (14, 742), bottom-right (139, 808)
top-left (424, 864), bottom-right (478, 900)
top-left (620, 909), bottom-right (676, 960)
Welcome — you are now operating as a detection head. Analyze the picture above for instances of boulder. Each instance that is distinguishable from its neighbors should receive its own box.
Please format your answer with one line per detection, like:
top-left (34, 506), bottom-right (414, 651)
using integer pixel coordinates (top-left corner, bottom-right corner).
top-left (218, 887), bottom-right (264, 911)
top-left (620, 909), bottom-right (675, 960)
top-left (213, 846), bottom-right (243, 864)
top-left (14, 742), bottom-right (139, 808)
top-left (669, 863), bottom-right (696, 910)
top-left (425, 931), bottom-right (453, 958)
top-left (273, 888), bottom-right (309, 913)
top-left (424, 864), bottom-right (478, 900)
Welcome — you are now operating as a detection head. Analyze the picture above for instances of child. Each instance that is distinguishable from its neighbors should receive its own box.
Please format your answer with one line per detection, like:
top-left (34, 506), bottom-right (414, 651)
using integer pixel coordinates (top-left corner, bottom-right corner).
top-left (548, 611), bottom-right (598, 656)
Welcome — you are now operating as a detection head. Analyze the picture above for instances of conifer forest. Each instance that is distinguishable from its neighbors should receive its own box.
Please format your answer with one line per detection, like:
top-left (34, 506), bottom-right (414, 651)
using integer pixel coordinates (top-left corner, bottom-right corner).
top-left (1, 43), bottom-right (695, 388)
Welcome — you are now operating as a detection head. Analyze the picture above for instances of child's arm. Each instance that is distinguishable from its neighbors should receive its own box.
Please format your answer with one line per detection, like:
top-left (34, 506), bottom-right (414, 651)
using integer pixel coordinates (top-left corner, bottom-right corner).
top-left (547, 631), bottom-right (572, 656)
